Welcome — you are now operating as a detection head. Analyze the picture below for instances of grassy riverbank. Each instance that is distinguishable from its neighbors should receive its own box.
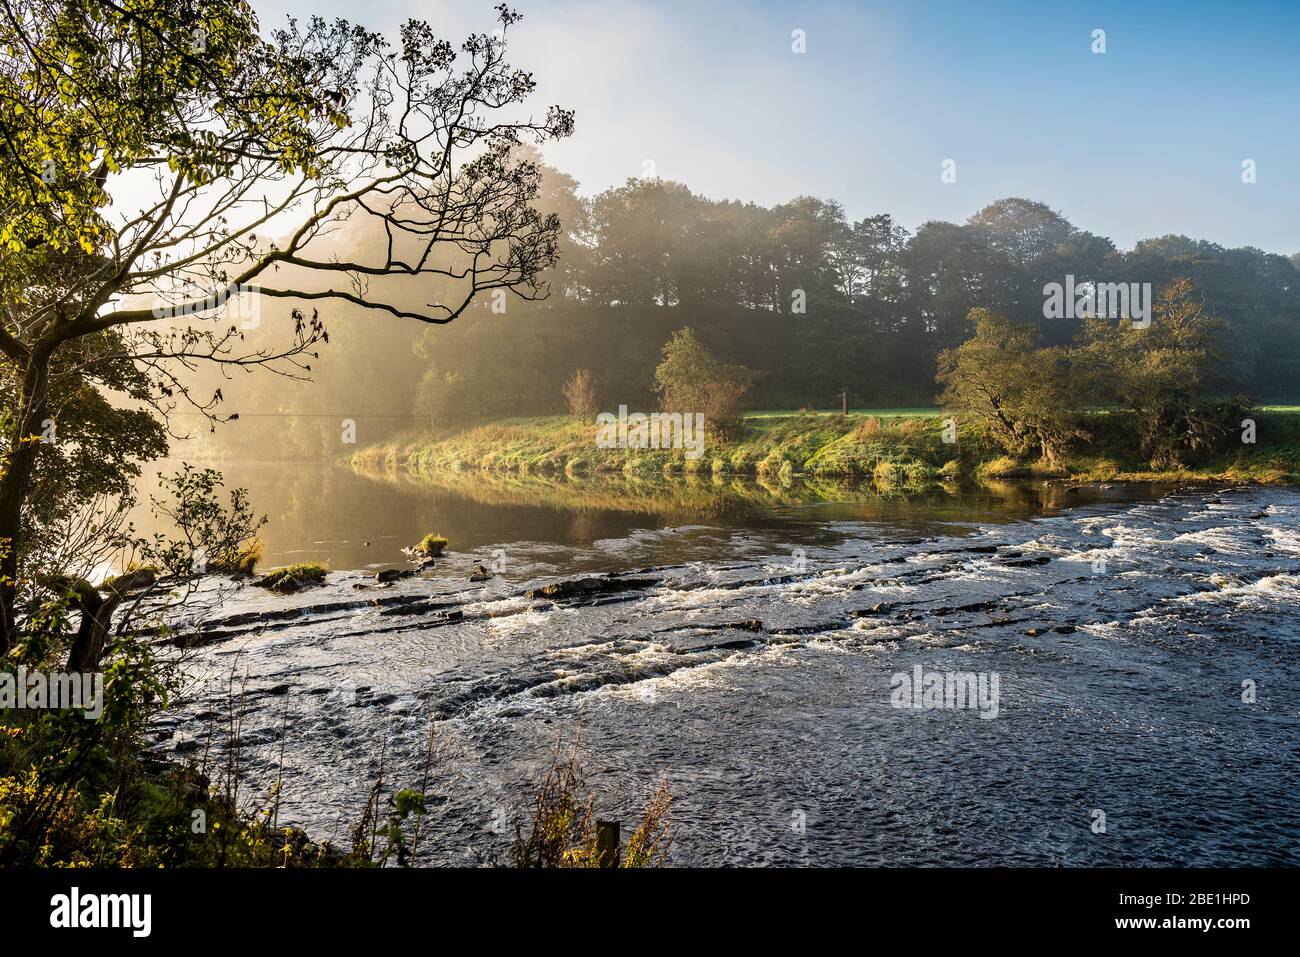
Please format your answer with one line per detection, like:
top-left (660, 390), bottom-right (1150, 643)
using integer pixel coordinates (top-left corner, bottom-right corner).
top-left (353, 409), bottom-right (1300, 486)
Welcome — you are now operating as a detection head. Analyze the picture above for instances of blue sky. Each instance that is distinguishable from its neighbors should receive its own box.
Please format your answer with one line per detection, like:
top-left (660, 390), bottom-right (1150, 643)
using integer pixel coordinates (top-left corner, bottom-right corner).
top-left (258, 0), bottom-right (1300, 254)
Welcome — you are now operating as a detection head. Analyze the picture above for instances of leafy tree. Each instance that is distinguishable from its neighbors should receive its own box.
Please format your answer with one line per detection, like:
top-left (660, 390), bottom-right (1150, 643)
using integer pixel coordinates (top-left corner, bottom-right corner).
top-left (967, 198), bottom-right (1074, 268)
top-left (936, 308), bottom-right (1086, 467)
top-left (151, 178), bottom-right (1300, 443)
top-left (903, 221), bottom-right (1014, 354)
top-left (1077, 278), bottom-right (1243, 467)
top-left (653, 328), bottom-right (755, 435)
top-left (371, 188), bottom-right (1300, 422)
top-left (0, 0), bottom-right (572, 649)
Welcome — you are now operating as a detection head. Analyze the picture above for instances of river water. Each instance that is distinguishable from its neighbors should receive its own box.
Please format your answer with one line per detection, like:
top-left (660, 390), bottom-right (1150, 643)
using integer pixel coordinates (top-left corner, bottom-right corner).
top-left (143, 463), bottom-right (1300, 866)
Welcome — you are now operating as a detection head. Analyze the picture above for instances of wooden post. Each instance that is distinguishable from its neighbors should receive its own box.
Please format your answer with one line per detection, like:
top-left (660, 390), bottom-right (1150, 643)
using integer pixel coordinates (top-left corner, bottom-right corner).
top-left (841, 391), bottom-right (848, 417)
top-left (595, 820), bottom-right (620, 868)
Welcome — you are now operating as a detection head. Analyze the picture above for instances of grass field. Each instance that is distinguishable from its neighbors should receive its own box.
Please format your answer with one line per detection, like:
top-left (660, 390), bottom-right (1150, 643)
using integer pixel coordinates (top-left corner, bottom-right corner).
top-left (749, 404), bottom-right (1300, 419)
top-left (354, 407), bottom-right (1300, 487)
top-left (744, 407), bottom-right (941, 420)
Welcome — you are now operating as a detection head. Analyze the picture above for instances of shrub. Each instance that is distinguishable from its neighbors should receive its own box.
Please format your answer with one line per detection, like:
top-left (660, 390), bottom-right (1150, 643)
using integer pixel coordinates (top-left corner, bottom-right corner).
top-left (510, 740), bottom-right (671, 868)
top-left (654, 328), bottom-right (757, 437)
top-left (209, 537), bottom-right (264, 575)
top-left (414, 534), bottom-right (449, 558)
top-left (254, 562), bottom-right (328, 593)
top-left (729, 448), bottom-right (754, 472)
top-left (852, 416), bottom-right (882, 440)
top-left (873, 461), bottom-right (904, 485)
top-left (562, 369), bottom-right (599, 422)
top-left (903, 461), bottom-right (937, 484)
top-left (975, 455), bottom-right (1024, 479)
top-left (898, 417), bottom-right (929, 442)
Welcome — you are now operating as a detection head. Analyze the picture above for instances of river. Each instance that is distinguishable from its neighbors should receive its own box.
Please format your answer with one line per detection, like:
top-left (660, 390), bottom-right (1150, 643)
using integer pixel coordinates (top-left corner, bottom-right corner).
top-left (140, 462), bottom-right (1300, 866)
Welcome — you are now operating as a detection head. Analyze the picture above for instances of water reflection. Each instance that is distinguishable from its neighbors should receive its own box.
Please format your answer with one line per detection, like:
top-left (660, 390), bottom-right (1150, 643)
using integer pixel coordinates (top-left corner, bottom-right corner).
top-left (131, 459), bottom-right (1176, 574)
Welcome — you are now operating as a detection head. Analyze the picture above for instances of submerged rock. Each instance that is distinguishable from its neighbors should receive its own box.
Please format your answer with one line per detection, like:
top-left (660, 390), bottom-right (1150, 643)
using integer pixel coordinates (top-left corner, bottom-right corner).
top-left (1002, 555), bottom-right (1052, 568)
top-left (853, 602), bottom-right (896, 617)
top-left (253, 564), bottom-right (328, 593)
top-left (525, 575), bottom-right (660, 603)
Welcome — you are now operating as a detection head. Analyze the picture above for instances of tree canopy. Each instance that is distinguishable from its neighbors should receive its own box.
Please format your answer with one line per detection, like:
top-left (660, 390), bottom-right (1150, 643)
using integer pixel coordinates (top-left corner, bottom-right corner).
top-left (0, 0), bottom-right (571, 647)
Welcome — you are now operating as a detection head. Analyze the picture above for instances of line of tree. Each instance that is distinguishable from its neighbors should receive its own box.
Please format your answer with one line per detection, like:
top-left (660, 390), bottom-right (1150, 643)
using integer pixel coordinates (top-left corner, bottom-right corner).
top-left (401, 184), bottom-right (1300, 421)
top-left (196, 176), bottom-right (1300, 458)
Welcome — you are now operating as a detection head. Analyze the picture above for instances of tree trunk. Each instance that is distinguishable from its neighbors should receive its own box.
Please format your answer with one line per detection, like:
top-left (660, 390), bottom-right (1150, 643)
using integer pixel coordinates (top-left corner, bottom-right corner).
top-left (66, 582), bottom-right (122, 674)
top-left (0, 351), bottom-right (52, 654)
top-left (63, 567), bottom-right (154, 672)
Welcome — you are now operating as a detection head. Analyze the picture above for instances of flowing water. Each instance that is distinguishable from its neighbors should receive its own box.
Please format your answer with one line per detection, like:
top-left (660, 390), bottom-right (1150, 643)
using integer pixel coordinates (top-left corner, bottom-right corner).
top-left (142, 463), bottom-right (1300, 866)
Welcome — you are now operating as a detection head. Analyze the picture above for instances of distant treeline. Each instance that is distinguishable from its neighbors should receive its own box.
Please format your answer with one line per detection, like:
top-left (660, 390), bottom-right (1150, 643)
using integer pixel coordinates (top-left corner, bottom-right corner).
top-left (192, 163), bottom-right (1300, 458)
top-left (411, 178), bottom-right (1300, 416)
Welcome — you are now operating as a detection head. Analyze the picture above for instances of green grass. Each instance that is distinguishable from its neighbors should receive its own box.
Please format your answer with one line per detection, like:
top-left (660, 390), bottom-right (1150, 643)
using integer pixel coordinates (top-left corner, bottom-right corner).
top-left (354, 411), bottom-right (986, 487)
top-left (208, 537), bottom-right (264, 575)
top-left (254, 562), bottom-right (328, 593)
top-left (743, 407), bottom-right (941, 420)
top-left (413, 533), bottom-right (449, 558)
top-left (354, 407), bottom-right (1300, 490)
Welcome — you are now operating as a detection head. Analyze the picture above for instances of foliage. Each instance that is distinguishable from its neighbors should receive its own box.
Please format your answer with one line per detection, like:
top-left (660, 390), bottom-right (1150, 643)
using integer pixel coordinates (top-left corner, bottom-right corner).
top-left (0, 0), bottom-right (572, 648)
top-left (0, 625), bottom-right (346, 868)
top-left (356, 401), bottom-right (1300, 491)
top-left (1077, 278), bottom-right (1246, 467)
top-left (413, 533), bottom-right (448, 558)
top-left (0, 328), bottom-right (168, 563)
top-left (208, 537), bottom-right (264, 575)
top-left (509, 739), bottom-right (671, 868)
top-left (936, 308), bottom-right (1087, 467)
top-left (0, 593), bottom-right (168, 866)
top-left (347, 185), bottom-right (1300, 442)
top-left (936, 280), bottom-right (1251, 471)
top-left (654, 328), bottom-right (757, 435)
top-left (0, 460), bottom-right (312, 866)
top-left (144, 465), bottom-right (266, 580)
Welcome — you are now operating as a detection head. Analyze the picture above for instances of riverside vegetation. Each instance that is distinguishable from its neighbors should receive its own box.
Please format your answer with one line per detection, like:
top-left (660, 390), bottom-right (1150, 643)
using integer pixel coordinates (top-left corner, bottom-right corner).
top-left (356, 281), bottom-right (1300, 488)
top-left (354, 405), bottom-right (1300, 490)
